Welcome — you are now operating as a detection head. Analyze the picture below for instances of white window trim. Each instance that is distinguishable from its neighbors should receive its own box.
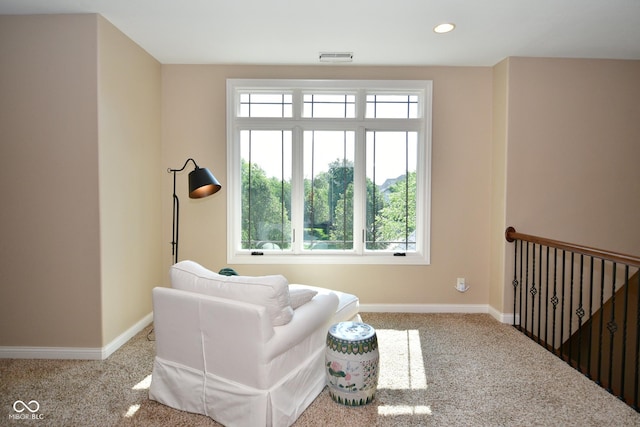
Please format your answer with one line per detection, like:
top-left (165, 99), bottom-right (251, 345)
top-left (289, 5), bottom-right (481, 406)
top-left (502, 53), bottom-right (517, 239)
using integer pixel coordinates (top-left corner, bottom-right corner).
top-left (226, 79), bottom-right (432, 265)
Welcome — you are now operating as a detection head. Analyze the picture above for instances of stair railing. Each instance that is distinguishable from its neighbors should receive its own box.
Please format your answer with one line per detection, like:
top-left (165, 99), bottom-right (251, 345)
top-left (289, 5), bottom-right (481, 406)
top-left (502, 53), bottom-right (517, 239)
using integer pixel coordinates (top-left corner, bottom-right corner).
top-left (505, 227), bottom-right (640, 411)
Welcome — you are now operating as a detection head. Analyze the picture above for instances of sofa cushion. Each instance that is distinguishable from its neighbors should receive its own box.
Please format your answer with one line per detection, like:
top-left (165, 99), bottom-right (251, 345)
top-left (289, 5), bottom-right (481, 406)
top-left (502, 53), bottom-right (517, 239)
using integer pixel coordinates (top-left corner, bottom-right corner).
top-left (171, 261), bottom-right (294, 326)
top-left (289, 284), bottom-right (359, 323)
top-left (331, 289), bottom-right (360, 323)
top-left (288, 285), bottom-right (318, 310)
top-left (286, 284), bottom-right (359, 324)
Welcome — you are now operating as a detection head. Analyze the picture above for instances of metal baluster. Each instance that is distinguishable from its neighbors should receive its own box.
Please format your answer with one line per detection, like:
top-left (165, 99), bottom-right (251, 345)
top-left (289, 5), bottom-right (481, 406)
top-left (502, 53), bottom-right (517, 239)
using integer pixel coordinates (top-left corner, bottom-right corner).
top-left (544, 245), bottom-right (550, 346)
top-left (587, 256), bottom-right (594, 379)
top-left (512, 239), bottom-right (519, 327)
top-left (620, 265), bottom-right (630, 401)
top-left (524, 242), bottom-right (530, 334)
top-left (635, 264), bottom-right (640, 409)
top-left (568, 252), bottom-right (575, 365)
top-left (560, 250), bottom-right (566, 360)
top-left (519, 240), bottom-right (524, 330)
top-left (552, 248), bottom-right (559, 352)
top-left (607, 262), bottom-right (617, 393)
top-left (537, 244), bottom-right (543, 344)
top-left (531, 243), bottom-right (538, 341)
top-left (597, 259), bottom-right (605, 386)
top-left (576, 254), bottom-right (585, 372)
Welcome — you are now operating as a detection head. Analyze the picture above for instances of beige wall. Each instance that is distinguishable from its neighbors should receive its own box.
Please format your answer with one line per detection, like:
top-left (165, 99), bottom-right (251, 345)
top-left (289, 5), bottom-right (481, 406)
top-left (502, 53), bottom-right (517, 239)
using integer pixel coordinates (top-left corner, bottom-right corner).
top-left (506, 58), bottom-right (640, 253)
top-left (489, 59), bottom-right (509, 313)
top-left (161, 65), bottom-right (494, 305)
top-left (0, 15), bottom-right (102, 347)
top-left (501, 57), bottom-right (640, 313)
top-left (97, 17), bottom-right (162, 346)
top-left (0, 14), bottom-right (162, 349)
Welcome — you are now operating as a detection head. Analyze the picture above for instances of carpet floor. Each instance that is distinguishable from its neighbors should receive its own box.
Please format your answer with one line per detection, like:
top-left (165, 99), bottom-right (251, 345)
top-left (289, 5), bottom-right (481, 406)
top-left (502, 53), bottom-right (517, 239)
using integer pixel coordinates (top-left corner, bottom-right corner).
top-left (1, 313), bottom-right (639, 426)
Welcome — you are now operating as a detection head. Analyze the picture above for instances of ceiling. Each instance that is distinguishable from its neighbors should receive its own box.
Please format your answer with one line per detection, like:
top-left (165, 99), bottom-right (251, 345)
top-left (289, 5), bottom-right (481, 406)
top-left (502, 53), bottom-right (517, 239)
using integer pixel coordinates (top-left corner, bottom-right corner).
top-left (2, 0), bottom-right (640, 66)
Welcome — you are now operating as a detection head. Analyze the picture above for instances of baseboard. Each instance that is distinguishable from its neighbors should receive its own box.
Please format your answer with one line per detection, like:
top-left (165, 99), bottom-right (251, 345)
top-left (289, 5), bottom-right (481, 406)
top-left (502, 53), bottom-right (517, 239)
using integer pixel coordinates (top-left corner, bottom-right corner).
top-left (101, 312), bottom-right (154, 359)
top-left (360, 304), bottom-right (514, 324)
top-left (0, 346), bottom-right (106, 360)
top-left (0, 312), bottom-right (153, 360)
top-left (488, 306), bottom-right (518, 324)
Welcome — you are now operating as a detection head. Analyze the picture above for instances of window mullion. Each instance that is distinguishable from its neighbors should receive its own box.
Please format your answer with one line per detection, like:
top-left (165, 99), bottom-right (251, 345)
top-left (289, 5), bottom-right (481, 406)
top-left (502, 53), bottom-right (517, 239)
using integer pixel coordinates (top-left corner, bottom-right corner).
top-left (415, 130), bottom-right (429, 255)
top-left (404, 132), bottom-right (410, 251)
top-left (228, 125), bottom-right (242, 256)
top-left (352, 125), bottom-right (366, 254)
top-left (292, 89), bottom-right (302, 120)
top-left (353, 88), bottom-right (367, 254)
top-left (357, 88), bottom-right (367, 120)
top-left (290, 125), bottom-right (304, 254)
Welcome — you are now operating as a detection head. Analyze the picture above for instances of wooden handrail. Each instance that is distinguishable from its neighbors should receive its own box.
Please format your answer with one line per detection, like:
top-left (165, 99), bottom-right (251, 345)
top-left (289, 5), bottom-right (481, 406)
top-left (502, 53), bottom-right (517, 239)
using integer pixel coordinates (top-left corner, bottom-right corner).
top-left (505, 227), bottom-right (640, 268)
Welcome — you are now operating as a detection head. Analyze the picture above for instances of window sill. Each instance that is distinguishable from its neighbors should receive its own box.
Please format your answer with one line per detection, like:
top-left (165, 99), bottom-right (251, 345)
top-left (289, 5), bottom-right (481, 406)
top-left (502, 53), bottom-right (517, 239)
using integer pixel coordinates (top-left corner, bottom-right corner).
top-left (227, 252), bottom-right (430, 265)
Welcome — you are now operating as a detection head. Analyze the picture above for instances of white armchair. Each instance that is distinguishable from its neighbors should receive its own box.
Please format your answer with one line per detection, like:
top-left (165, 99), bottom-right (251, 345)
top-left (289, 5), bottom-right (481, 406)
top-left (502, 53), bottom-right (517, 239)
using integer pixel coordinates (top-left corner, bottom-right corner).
top-left (149, 261), bottom-right (360, 427)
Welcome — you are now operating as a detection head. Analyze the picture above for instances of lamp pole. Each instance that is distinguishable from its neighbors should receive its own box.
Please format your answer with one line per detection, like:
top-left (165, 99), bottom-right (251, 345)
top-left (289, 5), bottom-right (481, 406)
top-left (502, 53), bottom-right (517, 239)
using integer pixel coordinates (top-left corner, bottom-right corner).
top-left (168, 158), bottom-right (221, 264)
top-left (169, 167), bottom-right (180, 264)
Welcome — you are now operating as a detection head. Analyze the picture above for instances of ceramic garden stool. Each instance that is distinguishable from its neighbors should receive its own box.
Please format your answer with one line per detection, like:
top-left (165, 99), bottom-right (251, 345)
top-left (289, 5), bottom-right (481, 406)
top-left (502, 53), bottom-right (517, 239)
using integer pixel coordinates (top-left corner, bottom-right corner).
top-left (325, 321), bottom-right (379, 406)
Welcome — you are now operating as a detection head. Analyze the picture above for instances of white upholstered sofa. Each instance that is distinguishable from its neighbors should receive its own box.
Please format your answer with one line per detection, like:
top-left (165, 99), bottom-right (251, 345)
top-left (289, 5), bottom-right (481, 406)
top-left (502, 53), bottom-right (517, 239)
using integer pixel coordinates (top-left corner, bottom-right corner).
top-left (149, 260), bottom-right (360, 427)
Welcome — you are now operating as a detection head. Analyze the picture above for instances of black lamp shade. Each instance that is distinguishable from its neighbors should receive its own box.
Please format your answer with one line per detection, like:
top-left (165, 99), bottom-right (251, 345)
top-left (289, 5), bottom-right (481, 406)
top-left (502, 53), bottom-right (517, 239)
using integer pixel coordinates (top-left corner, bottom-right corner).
top-left (188, 167), bottom-right (222, 199)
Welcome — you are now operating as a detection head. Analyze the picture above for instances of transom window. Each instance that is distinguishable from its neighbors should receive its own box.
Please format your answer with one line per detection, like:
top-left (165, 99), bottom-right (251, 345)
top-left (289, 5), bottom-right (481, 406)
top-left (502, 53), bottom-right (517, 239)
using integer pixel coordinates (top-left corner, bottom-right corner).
top-left (226, 79), bottom-right (432, 265)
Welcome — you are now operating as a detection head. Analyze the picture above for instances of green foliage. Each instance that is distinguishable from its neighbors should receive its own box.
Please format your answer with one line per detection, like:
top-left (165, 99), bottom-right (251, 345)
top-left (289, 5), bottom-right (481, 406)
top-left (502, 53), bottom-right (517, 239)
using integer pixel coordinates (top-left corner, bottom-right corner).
top-left (241, 159), bottom-right (417, 251)
top-left (241, 160), bottom-right (291, 249)
top-left (304, 172), bottom-right (330, 227)
top-left (366, 179), bottom-right (387, 249)
top-left (375, 172), bottom-right (417, 245)
top-left (329, 183), bottom-right (354, 248)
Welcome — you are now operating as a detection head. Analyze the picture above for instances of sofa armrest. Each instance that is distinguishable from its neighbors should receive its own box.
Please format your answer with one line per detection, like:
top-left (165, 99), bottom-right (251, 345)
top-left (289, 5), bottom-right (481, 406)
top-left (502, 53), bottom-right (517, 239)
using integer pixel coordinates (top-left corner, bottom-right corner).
top-left (264, 291), bottom-right (339, 361)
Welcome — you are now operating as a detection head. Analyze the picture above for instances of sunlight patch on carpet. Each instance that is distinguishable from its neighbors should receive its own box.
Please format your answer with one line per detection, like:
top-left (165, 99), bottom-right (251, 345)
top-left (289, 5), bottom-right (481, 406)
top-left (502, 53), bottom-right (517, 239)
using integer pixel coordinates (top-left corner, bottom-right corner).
top-left (377, 329), bottom-right (427, 390)
top-left (378, 405), bottom-right (432, 416)
top-left (132, 374), bottom-right (152, 390)
top-left (125, 404), bottom-right (141, 418)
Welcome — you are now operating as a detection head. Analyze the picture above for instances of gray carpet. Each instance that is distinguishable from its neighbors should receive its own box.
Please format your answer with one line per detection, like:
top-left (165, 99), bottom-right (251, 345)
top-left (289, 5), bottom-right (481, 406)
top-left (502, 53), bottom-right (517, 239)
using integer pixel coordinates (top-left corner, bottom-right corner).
top-left (1, 313), bottom-right (639, 426)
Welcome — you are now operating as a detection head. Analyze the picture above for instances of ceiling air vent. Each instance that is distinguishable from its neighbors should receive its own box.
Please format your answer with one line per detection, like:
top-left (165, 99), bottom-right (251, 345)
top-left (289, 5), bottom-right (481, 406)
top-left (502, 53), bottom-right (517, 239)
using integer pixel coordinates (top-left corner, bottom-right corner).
top-left (319, 52), bottom-right (353, 63)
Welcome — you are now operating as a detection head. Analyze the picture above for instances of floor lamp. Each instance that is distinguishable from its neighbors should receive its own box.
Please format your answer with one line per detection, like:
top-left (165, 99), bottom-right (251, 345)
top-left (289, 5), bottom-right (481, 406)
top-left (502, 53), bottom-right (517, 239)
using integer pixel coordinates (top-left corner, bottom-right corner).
top-left (168, 158), bottom-right (221, 264)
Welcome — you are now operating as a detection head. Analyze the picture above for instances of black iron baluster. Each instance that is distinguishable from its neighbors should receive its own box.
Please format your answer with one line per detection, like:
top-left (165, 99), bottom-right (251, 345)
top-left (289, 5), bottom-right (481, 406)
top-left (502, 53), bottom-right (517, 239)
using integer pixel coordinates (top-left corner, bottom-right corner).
top-left (568, 252), bottom-right (575, 365)
top-left (560, 250), bottom-right (567, 361)
top-left (587, 256), bottom-right (594, 379)
top-left (620, 265), bottom-right (630, 401)
top-left (607, 263), bottom-right (618, 393)
top-left (597, 259), bottom-right (605, 387)
top-left (544, 245), bottom-right (550, 346)
top-left (531, 243), bottom-right (538, 342)
top-left (512, 239), bottom-right (519, 327)
top-left (537, 244), bottom-right (543, 344)
top-left (576, 254), bottom-right (585, 372)
top-left (552, 248), bottom-right (559, 353)
top-left (635, 264), bottom-right (640, 410)
top-left (519, 240), bottom-right (524, 329)
top-left (524, 242), bottom-right (530, 334)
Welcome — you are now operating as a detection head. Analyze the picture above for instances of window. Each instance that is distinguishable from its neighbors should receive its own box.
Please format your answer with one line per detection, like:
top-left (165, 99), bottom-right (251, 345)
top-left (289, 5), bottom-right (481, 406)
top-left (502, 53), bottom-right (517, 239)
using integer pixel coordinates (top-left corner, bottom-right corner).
top-left (226, 79), bottom-right (432, 264)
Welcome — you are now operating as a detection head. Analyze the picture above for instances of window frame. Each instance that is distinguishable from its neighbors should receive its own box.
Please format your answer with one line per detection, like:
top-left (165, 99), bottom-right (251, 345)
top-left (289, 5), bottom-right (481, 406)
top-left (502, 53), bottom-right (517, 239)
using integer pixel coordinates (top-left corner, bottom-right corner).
top-left (226, 78), bottom-right (432, 265)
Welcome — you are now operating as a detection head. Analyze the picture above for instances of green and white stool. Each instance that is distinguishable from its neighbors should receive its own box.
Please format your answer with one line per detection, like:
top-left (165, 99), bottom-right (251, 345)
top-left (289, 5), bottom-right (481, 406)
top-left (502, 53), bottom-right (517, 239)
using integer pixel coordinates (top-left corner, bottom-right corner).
top-left (325, 322), bottom-right (379, 406)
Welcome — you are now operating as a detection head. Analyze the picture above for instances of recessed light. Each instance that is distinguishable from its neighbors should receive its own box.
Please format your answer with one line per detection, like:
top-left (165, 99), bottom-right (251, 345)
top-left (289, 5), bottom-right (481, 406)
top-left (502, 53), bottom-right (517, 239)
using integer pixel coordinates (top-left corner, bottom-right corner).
top-left (433, 23), bottom-right (455, 34)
